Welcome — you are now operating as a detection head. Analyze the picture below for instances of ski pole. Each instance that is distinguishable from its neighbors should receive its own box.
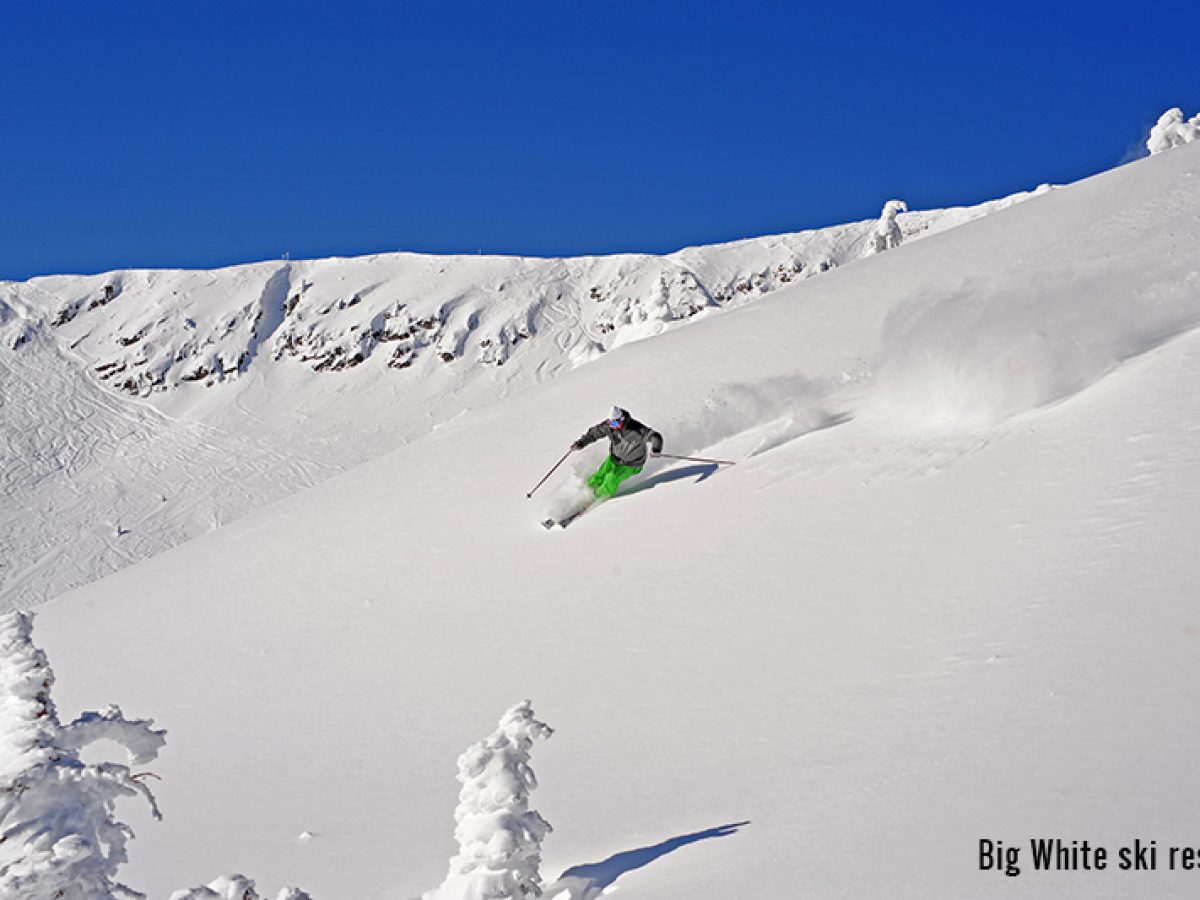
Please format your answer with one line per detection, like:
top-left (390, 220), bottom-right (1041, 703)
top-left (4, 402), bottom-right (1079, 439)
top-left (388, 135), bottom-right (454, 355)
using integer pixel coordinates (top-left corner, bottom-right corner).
top-left (652, 452), bottom-right (737, 466)
top-left (526, 449), bottom-right (573, 498)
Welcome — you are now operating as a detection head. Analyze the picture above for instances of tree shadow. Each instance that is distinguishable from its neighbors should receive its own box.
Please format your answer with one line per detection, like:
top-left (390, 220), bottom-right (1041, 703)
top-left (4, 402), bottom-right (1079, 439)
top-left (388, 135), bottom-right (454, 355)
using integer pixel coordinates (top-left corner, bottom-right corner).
top-left (622, 463), bottom-right (717, 496)
top-left (544, 821), bottom-right (749, 900)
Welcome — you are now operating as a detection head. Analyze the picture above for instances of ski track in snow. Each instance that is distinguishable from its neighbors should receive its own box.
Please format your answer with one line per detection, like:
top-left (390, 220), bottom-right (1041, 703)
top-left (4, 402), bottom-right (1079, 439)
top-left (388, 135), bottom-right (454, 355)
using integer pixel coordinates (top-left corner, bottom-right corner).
top-left (0, 288), bottom-right (332, 609)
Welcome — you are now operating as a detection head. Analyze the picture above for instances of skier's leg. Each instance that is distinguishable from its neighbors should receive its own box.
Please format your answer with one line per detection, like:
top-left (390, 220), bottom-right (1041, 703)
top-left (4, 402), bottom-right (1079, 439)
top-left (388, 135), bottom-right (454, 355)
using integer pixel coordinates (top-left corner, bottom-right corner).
top-left (609, 463), bottom-right (642, 495)
top-left (593, 463), bottom-right (642, 498)
top-left (587, 456), bottom-right (616, 492)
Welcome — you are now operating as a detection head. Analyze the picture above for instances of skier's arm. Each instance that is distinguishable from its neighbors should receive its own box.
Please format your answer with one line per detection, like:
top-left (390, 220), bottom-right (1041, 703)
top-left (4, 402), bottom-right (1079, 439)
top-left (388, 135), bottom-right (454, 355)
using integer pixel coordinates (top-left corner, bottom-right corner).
top-left (633, 422), bottom-right (664, 454)
top-left (571, 422), bottom-right (608, 450)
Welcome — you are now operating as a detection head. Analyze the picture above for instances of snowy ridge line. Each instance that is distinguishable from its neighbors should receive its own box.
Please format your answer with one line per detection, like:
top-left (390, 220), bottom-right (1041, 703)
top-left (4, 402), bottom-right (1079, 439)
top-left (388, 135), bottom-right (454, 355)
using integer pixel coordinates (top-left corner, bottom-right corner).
top-left (11, 190), bottom-right (1042, 400)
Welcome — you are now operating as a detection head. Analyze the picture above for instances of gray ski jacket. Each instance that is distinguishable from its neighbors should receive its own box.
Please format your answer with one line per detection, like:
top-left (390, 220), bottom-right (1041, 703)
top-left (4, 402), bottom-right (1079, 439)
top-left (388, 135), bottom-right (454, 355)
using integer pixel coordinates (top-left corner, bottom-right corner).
top-left (575, 417), bottom-right (663, 468)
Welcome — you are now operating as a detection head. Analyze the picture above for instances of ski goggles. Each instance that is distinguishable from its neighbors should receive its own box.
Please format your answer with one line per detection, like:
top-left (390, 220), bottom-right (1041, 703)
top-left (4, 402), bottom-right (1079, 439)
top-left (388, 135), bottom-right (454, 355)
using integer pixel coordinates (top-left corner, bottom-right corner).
top-left (608, 418), bottom-right (624, 429)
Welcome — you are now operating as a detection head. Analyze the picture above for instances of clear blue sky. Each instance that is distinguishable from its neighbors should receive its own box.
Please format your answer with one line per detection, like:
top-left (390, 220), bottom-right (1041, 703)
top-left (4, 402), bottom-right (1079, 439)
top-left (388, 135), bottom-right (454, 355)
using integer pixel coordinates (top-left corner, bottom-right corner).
top-left (2, 0), bottom-right (1197, 281)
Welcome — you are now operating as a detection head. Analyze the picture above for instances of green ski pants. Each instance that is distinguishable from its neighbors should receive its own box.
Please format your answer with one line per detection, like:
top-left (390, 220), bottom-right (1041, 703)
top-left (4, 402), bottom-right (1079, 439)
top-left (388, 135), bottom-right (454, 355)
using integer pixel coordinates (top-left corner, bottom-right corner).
top-left (587, 456), bottom-right (642, 498)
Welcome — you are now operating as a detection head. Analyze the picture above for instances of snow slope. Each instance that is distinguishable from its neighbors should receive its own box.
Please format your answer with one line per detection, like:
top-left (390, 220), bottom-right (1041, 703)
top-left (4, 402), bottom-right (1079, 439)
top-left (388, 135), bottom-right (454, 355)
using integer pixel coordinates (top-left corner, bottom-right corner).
top-left (29, 142), bottom-right (1200, 899)
top-left (2, 192), bottom-right (1039, 608)
top-left (0, 288), bottom-right (334, 609)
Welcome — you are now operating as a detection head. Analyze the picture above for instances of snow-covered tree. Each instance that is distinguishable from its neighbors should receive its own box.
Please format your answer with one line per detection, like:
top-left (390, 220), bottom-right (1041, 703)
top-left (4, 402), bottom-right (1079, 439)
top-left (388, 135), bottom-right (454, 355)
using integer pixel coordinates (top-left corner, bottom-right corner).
top-left (169, 874), bottom-right (313, 900)
top-left (0, 611), bottom-right (167, 900)
top-left (1147, 107), bottom-right (1200, 154)
top-left (424, 701), bottom-right (554, 900)
top-left (866, 199), bottom-right (908, 255)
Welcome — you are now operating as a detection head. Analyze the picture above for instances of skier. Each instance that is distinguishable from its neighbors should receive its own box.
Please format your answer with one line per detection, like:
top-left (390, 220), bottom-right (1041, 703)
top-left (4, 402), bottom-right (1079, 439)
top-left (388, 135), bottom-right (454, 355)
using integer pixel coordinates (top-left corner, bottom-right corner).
top-left (571, 406), bottom-right (663, 498)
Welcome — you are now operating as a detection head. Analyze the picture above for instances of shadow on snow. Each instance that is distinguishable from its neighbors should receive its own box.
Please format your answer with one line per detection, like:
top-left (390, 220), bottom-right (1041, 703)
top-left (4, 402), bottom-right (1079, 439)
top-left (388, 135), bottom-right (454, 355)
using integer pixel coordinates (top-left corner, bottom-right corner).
top-left (622, 463), bottom-right (718, 496)
top-left (544, 821), bottom-right (749, 900)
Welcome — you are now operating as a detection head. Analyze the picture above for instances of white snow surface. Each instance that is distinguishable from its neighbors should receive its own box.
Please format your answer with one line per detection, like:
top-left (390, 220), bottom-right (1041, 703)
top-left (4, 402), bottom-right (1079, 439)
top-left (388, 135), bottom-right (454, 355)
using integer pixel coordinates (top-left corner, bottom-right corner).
top-left (7, 143), bottom-right (1200, 898)
top-left (2, 190), bottom-right (1040, 609)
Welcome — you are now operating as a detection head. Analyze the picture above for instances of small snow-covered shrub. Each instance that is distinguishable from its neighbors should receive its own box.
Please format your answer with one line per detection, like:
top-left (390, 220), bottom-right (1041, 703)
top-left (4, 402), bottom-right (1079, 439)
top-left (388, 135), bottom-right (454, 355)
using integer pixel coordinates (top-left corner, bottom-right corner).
top-left (424, 701), bottom-right (554, 900)
top-left (169, 874), bottom-right (313, 900)
top-left (867, 199), bottom-right (908, 255)
top-left (0, 611), bottom-right (166, 900)
top-left (1147, 108), bottom-right (1200, 154)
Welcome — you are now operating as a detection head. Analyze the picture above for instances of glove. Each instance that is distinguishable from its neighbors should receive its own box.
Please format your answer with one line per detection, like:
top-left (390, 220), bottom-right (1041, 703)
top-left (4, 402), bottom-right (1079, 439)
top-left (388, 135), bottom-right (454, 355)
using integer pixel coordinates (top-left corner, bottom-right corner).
top-left (651, 437), bottom-right (663, 454)
top-left (570, 441), bottom-right (583, 451)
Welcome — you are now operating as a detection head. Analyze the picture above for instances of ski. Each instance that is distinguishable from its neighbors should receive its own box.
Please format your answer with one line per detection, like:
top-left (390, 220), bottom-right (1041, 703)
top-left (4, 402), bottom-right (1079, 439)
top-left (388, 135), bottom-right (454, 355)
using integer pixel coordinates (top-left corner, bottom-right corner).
top-left (540, 502), bottom-right (594, 530)
top-left (556, 506), bottom-right (590, 529)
